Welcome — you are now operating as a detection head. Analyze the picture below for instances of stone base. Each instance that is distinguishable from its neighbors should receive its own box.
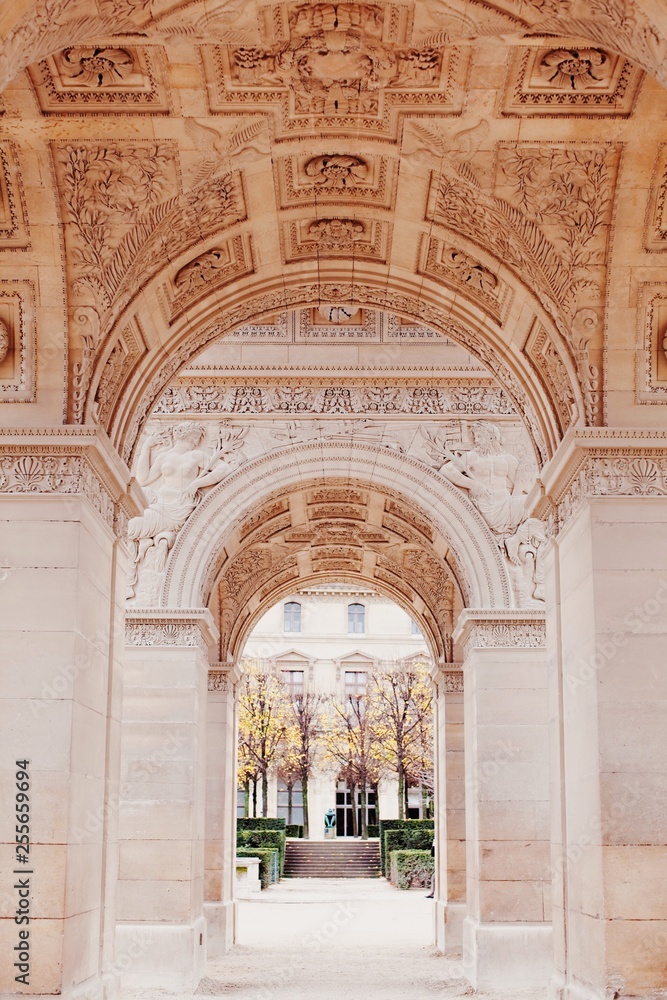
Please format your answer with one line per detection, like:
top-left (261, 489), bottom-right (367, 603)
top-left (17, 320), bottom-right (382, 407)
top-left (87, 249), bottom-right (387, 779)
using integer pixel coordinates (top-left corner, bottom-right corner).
top-left (115, 917), bottom-right (207, 990)
top-left (463, 918), bottom-right (553, 990)
top-left (204, 900), bottom-right (235, 959)
top-left (444, 902), bottom-right (466, 957)
top-left (549, 978), bottom-right (622, 1000)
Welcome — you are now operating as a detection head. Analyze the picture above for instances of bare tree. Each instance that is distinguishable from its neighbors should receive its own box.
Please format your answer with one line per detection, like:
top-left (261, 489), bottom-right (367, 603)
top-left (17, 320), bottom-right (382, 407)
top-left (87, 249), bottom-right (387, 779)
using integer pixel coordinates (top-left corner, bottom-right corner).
top-left (370, 660), bottom-right (433, 819)
top-left (322, 692), bottom-right (379, 839)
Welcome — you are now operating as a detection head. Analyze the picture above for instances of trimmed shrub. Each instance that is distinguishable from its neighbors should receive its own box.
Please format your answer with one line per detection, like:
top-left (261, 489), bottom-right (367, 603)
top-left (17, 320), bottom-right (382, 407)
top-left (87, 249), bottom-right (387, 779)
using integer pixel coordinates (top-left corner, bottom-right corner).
top-left (367, 824), bottom-right (379, 839)
top-left (236, 847), bottom-right (278, 889)
top-left (389, 850), bottom-right (434, 890)
top-left (237, 817), bottom-right (286, 832)
top-left (379, 819), bottom-right (434, 875)
top-left (285, 824), bottom-right (304, 839)
top-left (237, 828), bottom-right (286, 875)
top-left (383, 827), bottom-right (433, 876)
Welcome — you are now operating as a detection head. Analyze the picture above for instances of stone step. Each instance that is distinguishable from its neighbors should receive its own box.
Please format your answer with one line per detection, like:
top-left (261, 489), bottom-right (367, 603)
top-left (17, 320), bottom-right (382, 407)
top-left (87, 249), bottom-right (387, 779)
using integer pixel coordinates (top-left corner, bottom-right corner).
top-left (284, 839), bottom-right (381, 879)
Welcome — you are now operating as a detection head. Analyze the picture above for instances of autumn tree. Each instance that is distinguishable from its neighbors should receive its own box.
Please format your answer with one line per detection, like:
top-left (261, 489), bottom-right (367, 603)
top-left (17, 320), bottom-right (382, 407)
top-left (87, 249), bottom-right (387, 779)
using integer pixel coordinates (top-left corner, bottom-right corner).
top-left (322, 690), bottom-right (379, 839)
top-left (237, 661), bottom-right (291, 817)
top-left (370, 659), bottom-right (433, 819)
top-left (279, 691), bottom-right (326, 838)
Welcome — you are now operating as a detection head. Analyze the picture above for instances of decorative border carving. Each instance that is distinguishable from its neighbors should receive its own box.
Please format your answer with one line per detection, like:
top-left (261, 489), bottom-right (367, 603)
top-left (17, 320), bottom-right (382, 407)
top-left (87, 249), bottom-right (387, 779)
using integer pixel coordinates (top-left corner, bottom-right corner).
top-left (0, 280), bottom-right (36, 401)
top-left (502, 46), bottom-right (642, 117)
top-left (532, 429), bottom-right (667, 536)
top-left (28, 45), bottom-right (171, 115)
top-left (523, 320), bottom-right (577, 431)
top-left (0, 429), bottom-right (141, 535)
top-left (208, 669), bottom-right (229, 691)
top-left (153, 378), bottom-right (517, 417)
top-left (454, 610), bottom-right (546, 656)
top-left (125, 608), bottom-right (218, 651)
top-left (0, 142), bottom-right (29, 249)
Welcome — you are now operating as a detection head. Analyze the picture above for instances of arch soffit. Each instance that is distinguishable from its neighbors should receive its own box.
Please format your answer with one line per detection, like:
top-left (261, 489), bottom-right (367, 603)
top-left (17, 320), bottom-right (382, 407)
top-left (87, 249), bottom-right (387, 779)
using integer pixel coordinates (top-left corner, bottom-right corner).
top-left (108, 271), bottom-right (575, 471)
top-left (162, 442), bottom-right (512, 616)
top-left (1, 1), bottom-right (666, 93)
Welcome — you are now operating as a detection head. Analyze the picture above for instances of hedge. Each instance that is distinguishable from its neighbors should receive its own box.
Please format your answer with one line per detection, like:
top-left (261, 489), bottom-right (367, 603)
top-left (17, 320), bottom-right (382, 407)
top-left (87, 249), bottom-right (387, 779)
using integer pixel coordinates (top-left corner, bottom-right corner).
top-left (367, 824), bottom-right (379, 839)
top-left (237, 817), bottom-right (286, 832)
top-left (236, 847), bottom-right (279, 889)
top-left (384, 828), bottom-right (433, 875)
top-left (389, 850), bottom-right (434, 890)
top-left (285, 824), bottom-right (304, 839)
top-left (379, 819), bottom-right (434, 875)
top-left (237, 828), bottom-right (286, 875)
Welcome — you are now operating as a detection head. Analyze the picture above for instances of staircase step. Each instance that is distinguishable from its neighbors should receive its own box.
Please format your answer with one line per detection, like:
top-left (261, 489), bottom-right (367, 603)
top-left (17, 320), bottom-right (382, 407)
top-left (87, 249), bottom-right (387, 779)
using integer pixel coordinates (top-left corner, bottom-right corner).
top-left (284, 840), bottom-right (381, 879)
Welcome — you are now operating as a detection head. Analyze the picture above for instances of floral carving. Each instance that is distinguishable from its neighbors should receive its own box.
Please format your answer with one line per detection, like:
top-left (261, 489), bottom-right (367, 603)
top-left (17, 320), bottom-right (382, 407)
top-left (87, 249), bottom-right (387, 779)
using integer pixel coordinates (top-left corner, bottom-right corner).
top-left (304, 155), bottom-right (368, 189)
top-left (308, 219), bottom-right (365, 246)
top-left (59, 46), bottom-right (134, 87)
top-left (539, 48), bottom-right (608, 90)
top-left (57, 143), bottom-right (175, 307)
top-left (0, 319), bottom-right (9, 364)
top-left (175, 248), bottom-right (232, 295)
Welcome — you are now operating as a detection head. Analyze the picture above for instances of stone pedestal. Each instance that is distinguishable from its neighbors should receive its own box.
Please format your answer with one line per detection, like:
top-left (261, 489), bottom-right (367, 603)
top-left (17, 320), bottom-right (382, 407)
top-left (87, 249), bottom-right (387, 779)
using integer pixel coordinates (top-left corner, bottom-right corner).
top-left (454, 611), bottom-right (552, 991)
top-left (432, 664), bottom-right (466, 957)
top-left (0, 430), bottom-right (139, 1000)
top-left (535, 430), bottom-right (667, 1000)
top-left (204, 664), bottom-right (239, 957)
top-left (118, 609), bottom-right (218, 991)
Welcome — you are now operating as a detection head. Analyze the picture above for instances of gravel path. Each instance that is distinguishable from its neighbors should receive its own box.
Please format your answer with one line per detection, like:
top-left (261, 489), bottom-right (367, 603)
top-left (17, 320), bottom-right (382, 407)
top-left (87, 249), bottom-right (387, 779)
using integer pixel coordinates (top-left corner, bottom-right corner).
top-left (125, 879), bottom-right (546, 1000)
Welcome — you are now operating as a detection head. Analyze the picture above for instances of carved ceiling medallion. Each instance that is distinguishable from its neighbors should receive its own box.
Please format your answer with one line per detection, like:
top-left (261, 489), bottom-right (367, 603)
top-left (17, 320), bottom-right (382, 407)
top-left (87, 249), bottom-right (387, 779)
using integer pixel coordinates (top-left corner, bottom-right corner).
top-left (201, 2), bottom-right (464, 139)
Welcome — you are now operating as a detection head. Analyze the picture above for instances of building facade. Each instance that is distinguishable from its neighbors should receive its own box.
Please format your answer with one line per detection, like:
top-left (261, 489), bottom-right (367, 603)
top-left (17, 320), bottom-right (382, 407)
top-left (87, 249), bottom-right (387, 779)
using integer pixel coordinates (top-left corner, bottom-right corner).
top-left (240, 585), bottom-right (432, 834)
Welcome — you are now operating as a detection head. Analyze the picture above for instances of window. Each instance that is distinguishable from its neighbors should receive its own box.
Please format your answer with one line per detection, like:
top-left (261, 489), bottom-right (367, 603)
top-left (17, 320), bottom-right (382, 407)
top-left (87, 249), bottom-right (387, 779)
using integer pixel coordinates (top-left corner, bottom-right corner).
top-left (283, 601), bottom-right (301, 632)
top-left (345, 670), bottom-right (367, 699)
top-left (411, 619), bottom-right (421, 635)
top-left (282, 669), bottom-right (304, 699)
top-left (347, 602), bottom-right (365, 633)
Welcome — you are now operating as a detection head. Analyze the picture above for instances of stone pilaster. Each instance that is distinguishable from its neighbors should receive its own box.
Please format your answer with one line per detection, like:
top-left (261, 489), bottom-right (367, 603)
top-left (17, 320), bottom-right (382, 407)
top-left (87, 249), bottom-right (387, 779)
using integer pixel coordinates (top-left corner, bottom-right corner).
top-left (118, 608), bottom-right (218, 991)
top-left (0, 428), bottom-right (141, 1000)
top-left (431, 663), bottom-right (465, 957)
top-left (453, 609), bottom-right (552, 991)
top-left (533, 429), bottom-right (667, 1000)
top-left (204, 662), bottom-right (240, 958)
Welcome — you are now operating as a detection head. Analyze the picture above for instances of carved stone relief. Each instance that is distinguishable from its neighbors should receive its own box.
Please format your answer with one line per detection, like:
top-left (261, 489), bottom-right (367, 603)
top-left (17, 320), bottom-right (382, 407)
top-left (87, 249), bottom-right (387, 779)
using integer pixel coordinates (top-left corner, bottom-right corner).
top-left (523, 321), bottom-right (578, 431)
top-left (154, 379), bottom-right (516, 417)
top-left (418, 236), bottom-right (512, 322)
top-left (0, 281), bottom-right (36, 402)
top-left (92, 320), bottom-right (146, 426)
top-left (161, 235), bottom-right (254, 322)
top-left (282, 218), bottom-right (389, 263)
top-left (274, 153), bottom-right (395, 210)
top-left (421, 420), bottom-right (545, 606)
top-left (28, 45), bottom-right (171, 113)
top-left (502, 45), bottom-right (643, 116)
top-left (200, 1), bottom-right (465, 140)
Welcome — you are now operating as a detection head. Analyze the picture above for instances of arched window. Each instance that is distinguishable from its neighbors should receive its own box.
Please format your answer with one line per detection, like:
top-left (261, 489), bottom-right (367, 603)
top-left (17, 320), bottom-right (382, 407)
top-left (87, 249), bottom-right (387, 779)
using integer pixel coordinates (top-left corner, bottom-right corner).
top-left (348, 603), bottom-right (365, 634)
top-left (284, 601), bottom-right (301, 632)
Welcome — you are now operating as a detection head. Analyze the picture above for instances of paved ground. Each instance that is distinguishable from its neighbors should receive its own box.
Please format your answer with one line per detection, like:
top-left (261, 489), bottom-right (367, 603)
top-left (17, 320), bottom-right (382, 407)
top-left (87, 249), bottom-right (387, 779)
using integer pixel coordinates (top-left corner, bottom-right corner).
top-left (127, 879), bottom-right (545, 1000)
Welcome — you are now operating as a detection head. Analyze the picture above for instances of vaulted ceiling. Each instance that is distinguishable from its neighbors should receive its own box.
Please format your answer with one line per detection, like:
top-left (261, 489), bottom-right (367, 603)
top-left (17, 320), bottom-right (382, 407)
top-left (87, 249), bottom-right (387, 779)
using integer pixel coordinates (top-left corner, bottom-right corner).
top-left (1, 0), bottom-right (667, 466)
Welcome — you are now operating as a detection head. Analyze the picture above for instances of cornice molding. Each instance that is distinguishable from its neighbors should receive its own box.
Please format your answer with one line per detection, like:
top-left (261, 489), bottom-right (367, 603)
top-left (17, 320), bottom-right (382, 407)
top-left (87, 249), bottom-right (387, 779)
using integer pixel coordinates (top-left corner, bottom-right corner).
top-left (453, 609), bottom-right (546, 656)
top-left (0, 426), bottom-right (144, 534)
top-left (529, 428), bottom-right (667, 536)
top-left (125, 607), bottom-right (219, 652)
